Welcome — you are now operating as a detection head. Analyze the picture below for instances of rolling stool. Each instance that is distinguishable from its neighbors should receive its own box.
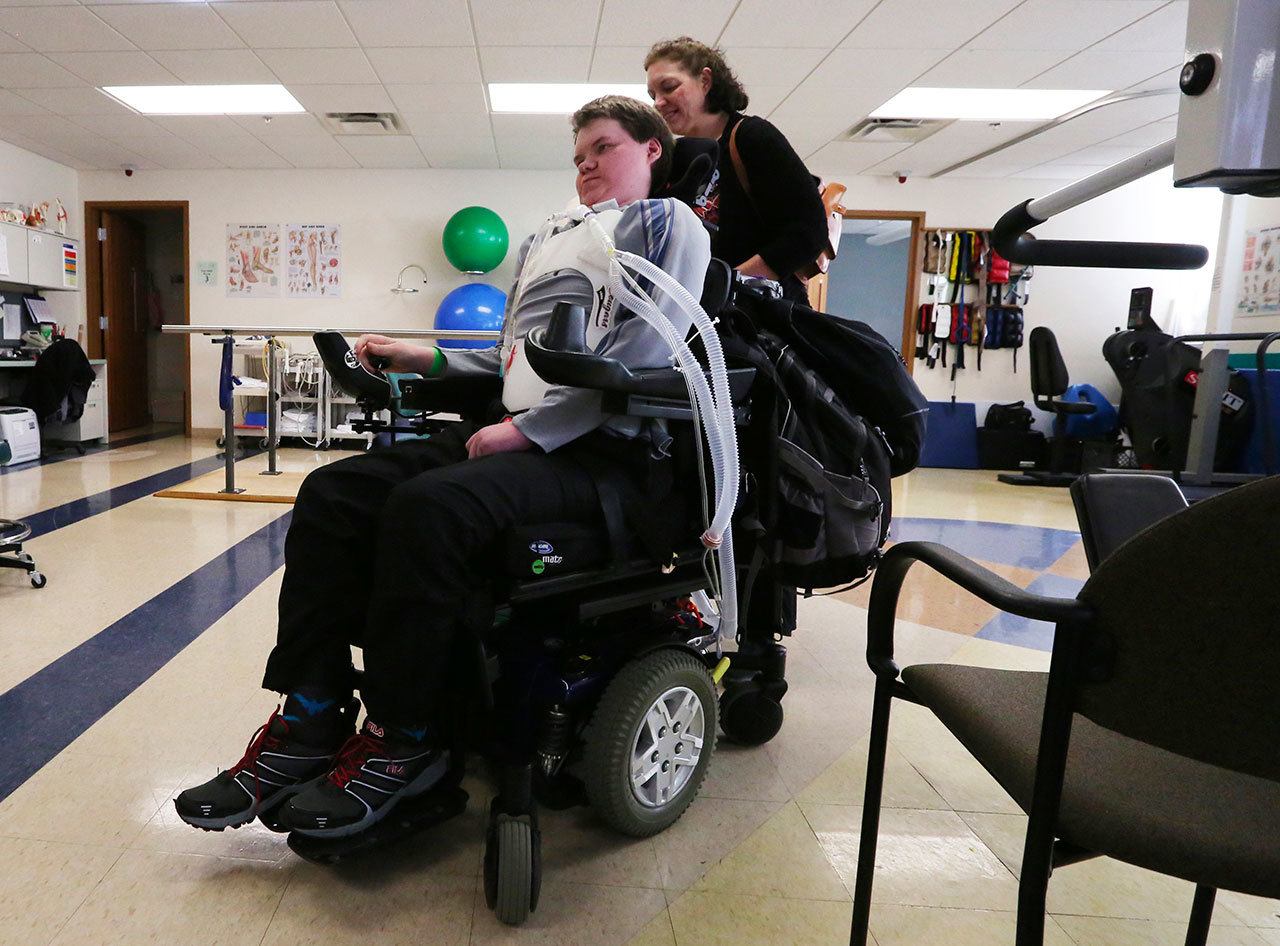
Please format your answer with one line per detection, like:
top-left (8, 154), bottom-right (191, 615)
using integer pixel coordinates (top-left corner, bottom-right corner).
top-left (0, 519), bottom-right (45, 588)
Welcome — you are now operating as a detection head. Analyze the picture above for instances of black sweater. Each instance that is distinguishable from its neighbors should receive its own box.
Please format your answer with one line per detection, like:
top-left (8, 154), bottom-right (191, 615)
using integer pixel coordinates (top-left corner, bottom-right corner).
top-left (689, 113), bottom-right (828, 300)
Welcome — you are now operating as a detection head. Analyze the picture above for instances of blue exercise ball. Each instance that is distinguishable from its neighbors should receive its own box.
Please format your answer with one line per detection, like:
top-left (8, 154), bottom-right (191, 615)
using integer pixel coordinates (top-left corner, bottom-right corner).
top-left (434, 282), bottom-right (506, 350)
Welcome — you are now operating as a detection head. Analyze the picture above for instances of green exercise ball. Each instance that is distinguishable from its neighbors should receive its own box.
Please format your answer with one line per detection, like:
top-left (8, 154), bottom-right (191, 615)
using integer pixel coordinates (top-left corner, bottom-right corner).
top-left (442, 206), bottom-right (509, 274)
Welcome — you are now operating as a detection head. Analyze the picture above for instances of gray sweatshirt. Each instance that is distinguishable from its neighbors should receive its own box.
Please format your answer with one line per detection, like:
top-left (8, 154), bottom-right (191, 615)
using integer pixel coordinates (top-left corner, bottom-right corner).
top-left (442, 197), bottom-right (711, 453)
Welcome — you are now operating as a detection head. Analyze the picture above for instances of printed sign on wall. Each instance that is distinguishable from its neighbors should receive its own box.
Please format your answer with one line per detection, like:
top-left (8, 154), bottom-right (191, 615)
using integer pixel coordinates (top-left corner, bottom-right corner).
top-left (61, 242), bottom-right (77, 289)
top-left (1238, 225), bottom-right (1280, 316)
top-left (287, 224), bottom-right (341, 298)
top-left (226, 224), bottom-right (280, 298)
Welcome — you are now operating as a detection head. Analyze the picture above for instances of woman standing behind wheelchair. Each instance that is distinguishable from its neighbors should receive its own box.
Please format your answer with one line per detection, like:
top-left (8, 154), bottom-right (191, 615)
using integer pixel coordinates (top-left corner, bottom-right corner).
top-left (645, 37), bottom-right (828, 305)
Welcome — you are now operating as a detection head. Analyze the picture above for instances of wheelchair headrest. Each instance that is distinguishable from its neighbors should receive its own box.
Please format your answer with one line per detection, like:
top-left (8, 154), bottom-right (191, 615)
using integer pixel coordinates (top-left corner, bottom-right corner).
top-left (700, 259), bottom-right (733, 316)
top-left (312, 331), bottom-right (393, 410)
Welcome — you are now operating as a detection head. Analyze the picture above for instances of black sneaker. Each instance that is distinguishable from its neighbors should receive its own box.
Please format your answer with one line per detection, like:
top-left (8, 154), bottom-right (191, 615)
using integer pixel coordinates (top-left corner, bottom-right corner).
top-left (174, 705), bottom-right (354, 831)
top-left (281, 720), bottom-right (448, 838)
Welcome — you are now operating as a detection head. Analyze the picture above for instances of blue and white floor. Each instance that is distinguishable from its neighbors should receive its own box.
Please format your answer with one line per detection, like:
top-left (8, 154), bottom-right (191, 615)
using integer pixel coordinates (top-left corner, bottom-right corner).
top-left (2, 437), bottom-right (1277, 945)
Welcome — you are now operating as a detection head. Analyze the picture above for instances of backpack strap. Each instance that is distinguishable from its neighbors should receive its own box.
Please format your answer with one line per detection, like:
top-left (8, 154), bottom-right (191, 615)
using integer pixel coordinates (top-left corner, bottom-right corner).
top-left (728, 120), bottom-right (751, 198)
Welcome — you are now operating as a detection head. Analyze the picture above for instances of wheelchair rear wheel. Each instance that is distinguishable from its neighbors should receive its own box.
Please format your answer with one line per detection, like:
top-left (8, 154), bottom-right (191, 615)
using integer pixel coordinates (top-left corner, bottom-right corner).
top-left (582, 648), bottom-right (717, 837)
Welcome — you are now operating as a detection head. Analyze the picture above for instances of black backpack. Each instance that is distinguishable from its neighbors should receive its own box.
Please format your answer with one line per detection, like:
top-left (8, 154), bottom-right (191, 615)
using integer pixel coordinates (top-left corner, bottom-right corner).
top-left (722, 290), bottom-right (928, 589)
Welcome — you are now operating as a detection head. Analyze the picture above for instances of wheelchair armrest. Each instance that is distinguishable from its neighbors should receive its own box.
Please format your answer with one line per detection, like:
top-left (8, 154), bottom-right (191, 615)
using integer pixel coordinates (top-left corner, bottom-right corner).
top-left (525, 302), bottom-right (754, 404)
top-left (314, 331), bottom-right (392, 410)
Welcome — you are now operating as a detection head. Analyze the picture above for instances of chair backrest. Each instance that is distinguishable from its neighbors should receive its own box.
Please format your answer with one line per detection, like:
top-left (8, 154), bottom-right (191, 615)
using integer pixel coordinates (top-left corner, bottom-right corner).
top-left (1028, 326), bottom-right (1069, 405)
top-left (1070, 473), bottom-right (1189, 570)
top-left (1077, 475), bottom-right (1280, 782)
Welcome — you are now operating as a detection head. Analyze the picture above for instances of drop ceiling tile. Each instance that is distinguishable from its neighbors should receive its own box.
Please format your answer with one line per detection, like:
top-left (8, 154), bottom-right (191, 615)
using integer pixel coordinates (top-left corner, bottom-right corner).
top-left (288, 82), bottom-right (394, 112)
top-left (1020, 161), bottom-right (1111, 179)
top-left (0, 31), bottom-right (28, 54)
top-left (918, 48), bottom-right (1070, 88)
top-left (1124, 64), bottom-right (1181, 93)
top-left (588, 45), bottom-right (649, 83)
top-left (365, 46), bottom-right (481, 84)
top-left (479, 45), bottom-right (590, 83)
top-left (0, 52), bottom-right (83, 87)
top-left (0, 0), bottom-right (78, 6)
top-left (150, 48), bottom-right (277, 84)
top-left (1104, 120), bottom-right (1177, 149)
top-left (946, 159), bottom-right (1037, 178)
top-left (69, 112), bottom-right (174, 142)
top-left (383, 81), bottom-right (486, 113)
top-left (596, 0), bottom-right (737, 47)
top-left (492, 112), bottom-right (573, 169)
top-left (266, 133), bottom-right (359, 167)
top-left (719, 0), bottom-right (880, 48)
top-left (1064, 143), bottom-right (1148, 165)
top-left (258, 47), bottom-right (378, 84)
top-left (416, 132), bottom-right (498, 168)
top-left (397, 107), bottom-right (491, 137)
top-left (1023, 49), bottom-right (1180, 91)
top-left (53, 138), bottom-right (155, 169)
top-left (3, 113), bottom-right (118, 150)
top-left (841, 0), bottom-right (1023, 50)
top-left (749, 85), bottom-right (792, 117)
top-left (0, 6), bottom-right (134, 52)
top-left (337, 0), bottom-right (473, 47)
top-left (46, 50), bottom-right (179, 85)
top-left (194, 132), bottom-right (291, 167)
top-left (130, 140), bottom-right (225, 169)
top-left (804, 46), bottom-right (952, 91)
top-left (88, 3), bottom-right (244, 51)
top-left (967, 0), bottom-right (1164, 51)
top-left (0, 87), bottom-right (45, 114)
top-left (808, 140), bottom-right (912, 175)
top-left (210, 1), bottom-right (357, 49)
top-left (868, 118), bottom-right (1042, 176)
top-left (720, 47), bottom-right (826, 90)
top-left (152, 114), bottom-right (247, 141)
top-left (470, 0), bottom-right (600, 47)
top-left (1094, 1), bottom-right (1188, 53)
top-left (337, 134), bottom-right (427, 167)
top-left (232, 112), bottom-right (329, 138)
top-left (14, 85), bottom-right (136, 115)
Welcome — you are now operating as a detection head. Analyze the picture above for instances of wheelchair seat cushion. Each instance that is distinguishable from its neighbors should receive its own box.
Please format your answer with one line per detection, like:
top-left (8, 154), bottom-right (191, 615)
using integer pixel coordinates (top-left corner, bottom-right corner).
top-left (504, 521), bottom-right (611, 579)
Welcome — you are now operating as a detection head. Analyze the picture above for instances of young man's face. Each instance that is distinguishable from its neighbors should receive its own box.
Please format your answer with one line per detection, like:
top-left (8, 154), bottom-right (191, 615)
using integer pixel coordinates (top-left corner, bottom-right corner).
top-left (573, 117), bottom-right (661, 207)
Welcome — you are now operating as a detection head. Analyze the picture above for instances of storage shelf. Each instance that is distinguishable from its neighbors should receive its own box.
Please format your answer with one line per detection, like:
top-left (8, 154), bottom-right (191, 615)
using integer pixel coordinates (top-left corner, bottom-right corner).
top-left (232, 389), bottom-right (268, 397)
top-left (326, 430), bottom-right (374, 440)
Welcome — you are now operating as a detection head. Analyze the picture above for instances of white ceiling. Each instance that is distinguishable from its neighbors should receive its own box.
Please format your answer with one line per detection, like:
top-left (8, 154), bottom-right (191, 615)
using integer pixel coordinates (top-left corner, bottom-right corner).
top-left (0, 0), bottom-right (1189, 180)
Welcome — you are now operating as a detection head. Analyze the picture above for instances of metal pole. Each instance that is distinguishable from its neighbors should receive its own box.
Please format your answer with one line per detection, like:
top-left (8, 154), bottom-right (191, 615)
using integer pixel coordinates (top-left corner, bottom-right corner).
top-left (160, 324), bottom-right (500, 341)
top-left (262, 338), bottom-right (282, 476)
top-left (1027, 140), bottom-right (1176, 222)
top-left (1183, 347), bottom-right (1229, 486)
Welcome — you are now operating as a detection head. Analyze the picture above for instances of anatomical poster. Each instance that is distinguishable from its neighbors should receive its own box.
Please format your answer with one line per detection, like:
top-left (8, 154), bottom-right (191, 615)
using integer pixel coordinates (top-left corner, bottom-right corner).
top-left (226, 224), bottom-right (280, 298)
top-left (287, 224), bottom-right (341, 298)
top-left (1237, 225), bottom-right (1280, 316)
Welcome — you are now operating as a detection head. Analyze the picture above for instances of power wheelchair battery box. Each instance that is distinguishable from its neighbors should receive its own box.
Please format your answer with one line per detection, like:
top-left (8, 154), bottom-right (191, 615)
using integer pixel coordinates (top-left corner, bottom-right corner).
top-left (977, 428), bottom-right (1047, 471)
top-left (504, 523), bottom-right (608, 579)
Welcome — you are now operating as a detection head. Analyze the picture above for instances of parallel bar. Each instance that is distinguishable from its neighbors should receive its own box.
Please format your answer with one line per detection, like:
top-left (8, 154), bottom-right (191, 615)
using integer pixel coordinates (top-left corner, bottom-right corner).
top-left (161, 324), bottom-right (500, 341)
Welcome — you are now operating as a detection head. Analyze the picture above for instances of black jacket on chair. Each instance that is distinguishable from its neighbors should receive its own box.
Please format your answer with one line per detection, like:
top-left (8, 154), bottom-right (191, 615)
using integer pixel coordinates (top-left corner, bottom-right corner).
top-left (21, 338), bottom-right (94, 424)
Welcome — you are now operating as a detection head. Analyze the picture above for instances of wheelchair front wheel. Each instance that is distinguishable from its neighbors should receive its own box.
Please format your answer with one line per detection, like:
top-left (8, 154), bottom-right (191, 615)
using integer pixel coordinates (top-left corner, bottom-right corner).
top-left (583, 648), bottom-right (717, 837)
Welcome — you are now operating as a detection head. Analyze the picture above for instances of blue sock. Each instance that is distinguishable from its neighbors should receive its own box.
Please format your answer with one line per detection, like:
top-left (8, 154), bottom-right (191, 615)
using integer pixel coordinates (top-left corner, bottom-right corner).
top-left (395, 724), bottom-right (429, 745)
top-left (282, 687), bottom-right (343, 728)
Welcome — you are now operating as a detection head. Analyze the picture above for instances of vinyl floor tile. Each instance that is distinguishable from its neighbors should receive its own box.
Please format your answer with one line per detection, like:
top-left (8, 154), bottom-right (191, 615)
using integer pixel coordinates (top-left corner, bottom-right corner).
top-left (0, 836), bottom-right (125, 944)
top-left (667, 890), bottom-right (855, 946)
top-left (469, 876), bottom-right (668, 946)
top-left (1053, 914), bottom-right (1271, 945)
top-left (868, 904), bottom-right (1075, 946)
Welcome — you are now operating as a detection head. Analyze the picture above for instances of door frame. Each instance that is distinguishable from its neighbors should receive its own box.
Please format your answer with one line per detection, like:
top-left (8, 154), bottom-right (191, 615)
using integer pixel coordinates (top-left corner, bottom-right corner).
top-left (830, 209), bottom-right (926, 375)
top-left (84, 200), bottom-right (191, 435)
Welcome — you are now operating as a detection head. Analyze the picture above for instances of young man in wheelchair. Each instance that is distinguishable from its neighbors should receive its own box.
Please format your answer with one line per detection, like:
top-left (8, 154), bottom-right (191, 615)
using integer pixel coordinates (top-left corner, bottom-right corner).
top-left (174, 96), bottom-right (712, 839)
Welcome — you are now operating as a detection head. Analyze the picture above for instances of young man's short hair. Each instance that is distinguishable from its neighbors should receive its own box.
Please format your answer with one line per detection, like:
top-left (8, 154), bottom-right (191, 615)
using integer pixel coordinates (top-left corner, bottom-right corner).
top-left (570, 95), bottom-right (675, 195)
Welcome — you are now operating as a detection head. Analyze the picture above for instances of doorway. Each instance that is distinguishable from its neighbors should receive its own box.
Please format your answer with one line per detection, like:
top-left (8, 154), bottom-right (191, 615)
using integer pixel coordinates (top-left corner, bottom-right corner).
top-left (816, 210), bottom-right (925, 371)
top-left (84, 200), bottom-right (190, 436)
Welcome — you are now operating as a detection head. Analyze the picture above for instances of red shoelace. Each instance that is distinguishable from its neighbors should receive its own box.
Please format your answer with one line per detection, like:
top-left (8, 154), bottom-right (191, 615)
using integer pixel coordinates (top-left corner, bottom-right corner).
top-left (228, 707), bottom-right (287, 807)
top-left (327, 731), bottom-right (383, 789)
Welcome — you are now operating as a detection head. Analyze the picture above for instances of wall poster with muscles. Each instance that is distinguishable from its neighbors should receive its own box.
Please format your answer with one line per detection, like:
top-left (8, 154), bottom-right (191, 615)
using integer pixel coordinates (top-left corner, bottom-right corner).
top-left (287, 224), bottom-right (341, 298)
top-left (1238, 225), bottom-right (1280, 316)
top-left (226, 223), bottom-right (280, 298)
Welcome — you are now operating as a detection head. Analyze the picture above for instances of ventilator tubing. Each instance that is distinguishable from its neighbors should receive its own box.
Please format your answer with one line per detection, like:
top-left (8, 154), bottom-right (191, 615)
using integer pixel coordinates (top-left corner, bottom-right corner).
top-left (601, 242), bottom-right (741, 647)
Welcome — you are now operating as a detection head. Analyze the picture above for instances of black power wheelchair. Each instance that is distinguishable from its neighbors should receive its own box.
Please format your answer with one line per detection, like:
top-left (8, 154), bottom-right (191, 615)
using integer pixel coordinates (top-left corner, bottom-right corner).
top-left (296, 264), bottom-right (798, 925)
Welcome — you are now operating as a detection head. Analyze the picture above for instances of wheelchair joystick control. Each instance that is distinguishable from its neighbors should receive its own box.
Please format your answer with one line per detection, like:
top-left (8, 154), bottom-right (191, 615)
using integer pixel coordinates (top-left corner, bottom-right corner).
top-left (546, 302), bottom-right (588, 353)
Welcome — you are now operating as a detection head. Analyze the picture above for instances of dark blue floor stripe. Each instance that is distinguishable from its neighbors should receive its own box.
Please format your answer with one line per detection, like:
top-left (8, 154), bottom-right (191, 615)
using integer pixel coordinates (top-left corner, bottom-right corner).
top-left (0, 511), bottom-right (290, 802)
top-left (22, 450), bottom-right (259, 539)
top-left (0, 430), bottom-right (183, 476)
top-left (893, 517), bottom-right (1079, 571)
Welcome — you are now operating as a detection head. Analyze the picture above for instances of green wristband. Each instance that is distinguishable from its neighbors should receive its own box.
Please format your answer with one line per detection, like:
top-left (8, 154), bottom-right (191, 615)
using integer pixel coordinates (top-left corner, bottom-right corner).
top-left (428, 346), bottom-right (445, 377)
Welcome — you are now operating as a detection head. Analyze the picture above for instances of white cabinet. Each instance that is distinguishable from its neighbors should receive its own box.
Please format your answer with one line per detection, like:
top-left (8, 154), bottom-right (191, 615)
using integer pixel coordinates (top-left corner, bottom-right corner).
top-left (0, 223), bottom-right (79, 292)
top-left (0, 222), bottom-right (30, 285)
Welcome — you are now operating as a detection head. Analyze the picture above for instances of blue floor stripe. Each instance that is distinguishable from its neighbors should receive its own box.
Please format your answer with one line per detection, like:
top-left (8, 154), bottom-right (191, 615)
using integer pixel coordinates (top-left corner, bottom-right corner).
top-left (893, 517), bottom-right (1079, 571)
top-left (975, 573), bottom-right (1087, 652)
top-left (0, 430), bottom-right (183, 476)
top-left (22, 450), bottom-right (257, 539)
top-left (0, 512), bottom-right (290, 803)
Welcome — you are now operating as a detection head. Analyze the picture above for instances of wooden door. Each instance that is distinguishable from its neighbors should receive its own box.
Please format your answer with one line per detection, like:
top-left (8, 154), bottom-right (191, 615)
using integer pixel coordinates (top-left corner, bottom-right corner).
top-left (100, 211), bottom-right (150, 431)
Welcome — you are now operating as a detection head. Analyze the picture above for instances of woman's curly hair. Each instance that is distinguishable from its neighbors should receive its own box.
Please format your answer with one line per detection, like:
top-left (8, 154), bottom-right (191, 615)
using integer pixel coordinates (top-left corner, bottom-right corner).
top-left (645, 37), bottom-right (749, 114)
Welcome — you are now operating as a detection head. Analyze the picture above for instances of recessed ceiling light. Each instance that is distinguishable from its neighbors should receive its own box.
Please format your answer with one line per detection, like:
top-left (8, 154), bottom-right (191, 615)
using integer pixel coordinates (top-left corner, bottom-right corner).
top-left (488, 83), bottom-right (650, 114)
top-left (870, 87), bottom-right (1110, 122)
top-left (100, 85), bottom-right (305, 115)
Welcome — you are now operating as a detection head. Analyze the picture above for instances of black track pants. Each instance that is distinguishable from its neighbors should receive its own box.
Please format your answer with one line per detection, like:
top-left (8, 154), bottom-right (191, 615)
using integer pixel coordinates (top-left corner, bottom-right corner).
top-left (261, 422), bottom-right (609, 729)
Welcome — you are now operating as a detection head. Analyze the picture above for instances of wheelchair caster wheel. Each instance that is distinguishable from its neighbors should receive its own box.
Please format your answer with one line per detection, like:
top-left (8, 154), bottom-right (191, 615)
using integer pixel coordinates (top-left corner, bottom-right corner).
top-left (484, 812), bottom-right (540, 925)
top-left (583, 649), bottom-right (717, 837)
top-left (30, 571), bottom-right (46, 589)
top-left (719, 688), bottom-right (783, 746)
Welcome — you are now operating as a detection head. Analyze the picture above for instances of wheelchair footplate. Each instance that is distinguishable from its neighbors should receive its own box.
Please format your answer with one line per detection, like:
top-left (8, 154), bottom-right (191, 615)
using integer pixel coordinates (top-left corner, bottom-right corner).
top-left (284, 784), bottom-right (470, 865)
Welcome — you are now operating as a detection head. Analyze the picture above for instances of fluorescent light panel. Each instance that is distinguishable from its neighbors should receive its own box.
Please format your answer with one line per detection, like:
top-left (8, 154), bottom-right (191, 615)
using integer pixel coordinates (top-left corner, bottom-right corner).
top-left (871, 87), bottom-right (1109, 122)
top-left (101, 84), bottom-right (305, 115)
top-left (489, 83), bottom-right (650, 114)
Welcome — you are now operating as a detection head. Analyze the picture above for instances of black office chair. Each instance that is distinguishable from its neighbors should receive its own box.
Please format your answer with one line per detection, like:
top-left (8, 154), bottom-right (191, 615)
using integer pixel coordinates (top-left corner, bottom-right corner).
top-left (999, 326), bottom-right (1096, 487)
top-left (849, 473), bottom-right (1280, 946)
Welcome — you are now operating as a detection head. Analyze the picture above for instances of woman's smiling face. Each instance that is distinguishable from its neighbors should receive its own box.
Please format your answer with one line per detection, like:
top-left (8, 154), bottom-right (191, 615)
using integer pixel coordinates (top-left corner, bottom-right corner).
top-left (646, 59), bottom-right (712, 136)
